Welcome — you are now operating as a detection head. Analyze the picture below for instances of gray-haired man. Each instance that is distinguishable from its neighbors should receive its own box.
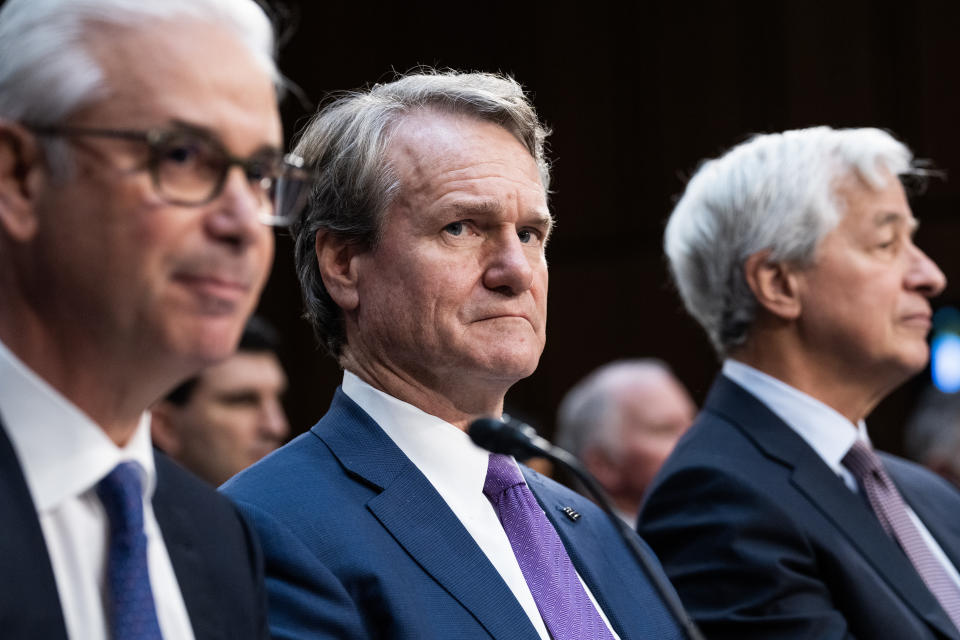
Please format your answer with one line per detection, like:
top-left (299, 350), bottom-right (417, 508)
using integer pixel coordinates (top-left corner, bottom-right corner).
top-left (639, 127), bottom-right (960, 640)
top-left (0, 0), bottom-right (310, 637)
top-left (223, 71), bottom-right (686, 640)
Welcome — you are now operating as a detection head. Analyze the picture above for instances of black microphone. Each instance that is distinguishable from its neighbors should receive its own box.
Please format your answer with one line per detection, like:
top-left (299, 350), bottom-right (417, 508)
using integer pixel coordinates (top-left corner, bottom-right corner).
top-left (469, 416), bottom-right (705, 640)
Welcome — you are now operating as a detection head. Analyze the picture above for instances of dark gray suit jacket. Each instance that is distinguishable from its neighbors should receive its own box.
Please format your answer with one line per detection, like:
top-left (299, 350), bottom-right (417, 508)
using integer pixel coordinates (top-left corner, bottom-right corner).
top-left (639, 375), bottom-right (960, 640)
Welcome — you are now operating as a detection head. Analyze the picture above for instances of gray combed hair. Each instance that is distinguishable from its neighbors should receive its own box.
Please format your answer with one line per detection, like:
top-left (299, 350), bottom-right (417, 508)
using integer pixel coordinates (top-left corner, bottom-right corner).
top-left (0, 0), bottom-right (278, 126)
top-left (556, 359), bottom-right (673, 459)
top-left (292, 69), bottom-right (552, 357)
top-left (664, 126), bottom-right (919, 356)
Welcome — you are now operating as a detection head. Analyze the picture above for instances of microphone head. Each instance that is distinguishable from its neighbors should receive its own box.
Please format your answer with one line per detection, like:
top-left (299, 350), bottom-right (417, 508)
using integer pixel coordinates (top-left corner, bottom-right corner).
top-left (468, 417), bottom-right (539, 460)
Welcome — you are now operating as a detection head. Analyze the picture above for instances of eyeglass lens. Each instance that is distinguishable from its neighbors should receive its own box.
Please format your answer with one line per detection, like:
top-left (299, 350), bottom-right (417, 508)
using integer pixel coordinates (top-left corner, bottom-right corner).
top-left (150, 130), bottom-right (311, 225)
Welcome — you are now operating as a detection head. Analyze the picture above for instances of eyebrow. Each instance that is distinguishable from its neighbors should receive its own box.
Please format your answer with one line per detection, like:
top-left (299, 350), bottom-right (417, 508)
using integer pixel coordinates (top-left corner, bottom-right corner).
top-left (874, 211), bottom-right (918, 232)
top-left (448, 200), bottom-right (555, 230)
top-left (167, 118), bottom-right (283, 156)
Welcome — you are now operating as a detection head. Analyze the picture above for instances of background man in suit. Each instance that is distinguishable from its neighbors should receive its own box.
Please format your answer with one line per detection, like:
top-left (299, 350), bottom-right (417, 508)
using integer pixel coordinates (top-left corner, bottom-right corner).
top-left (152, 316), bottom-right (290, 487)
top-left (223, 71), bottom-right (685, 639)
top-left (556, 359), bottom-right (695, 526)
top-left (638, 126), bottom-right (960, 639)
top-left (0, 0), bottom-right (311, 637)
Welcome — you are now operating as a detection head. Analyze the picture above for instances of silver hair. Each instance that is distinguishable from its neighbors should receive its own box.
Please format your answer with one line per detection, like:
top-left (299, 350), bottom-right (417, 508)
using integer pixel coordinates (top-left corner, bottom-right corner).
top-left (292, 69), bottom-right (552, 357)
top-left (556, 359), bottom-right (674, 459)
top-left (664, 126), bottom-right (920, 355)
top-left (0, 0), bottom-right (278, 176)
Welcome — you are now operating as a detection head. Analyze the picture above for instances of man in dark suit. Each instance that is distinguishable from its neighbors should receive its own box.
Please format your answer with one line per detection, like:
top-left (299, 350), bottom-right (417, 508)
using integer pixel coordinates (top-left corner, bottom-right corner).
top-left (0, 0), bottom-right (311, 637)
top-left (638, 126), bottom-right (960, 639)
top-left (223, 71), bottom-right (685, 639)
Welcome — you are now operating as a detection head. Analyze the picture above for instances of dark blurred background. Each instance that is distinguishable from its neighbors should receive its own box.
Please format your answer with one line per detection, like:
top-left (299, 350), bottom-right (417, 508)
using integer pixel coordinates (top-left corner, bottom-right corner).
top-left (251, 1), bottom-right (960, 454)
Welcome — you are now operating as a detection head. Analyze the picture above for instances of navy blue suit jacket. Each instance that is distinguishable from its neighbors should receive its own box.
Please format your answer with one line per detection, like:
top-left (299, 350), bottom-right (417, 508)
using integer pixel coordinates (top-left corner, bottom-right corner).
top-left (0, 420), bottom-right (269, 640)
top-left (222, 388), bottom-right (685, 639)
top-left (638, 375), bottom-right (960, 640)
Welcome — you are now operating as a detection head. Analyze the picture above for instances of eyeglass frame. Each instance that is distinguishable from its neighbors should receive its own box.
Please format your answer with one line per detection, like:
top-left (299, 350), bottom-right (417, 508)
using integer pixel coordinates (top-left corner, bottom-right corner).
top-left (26, 122), bottom-right (313, 226)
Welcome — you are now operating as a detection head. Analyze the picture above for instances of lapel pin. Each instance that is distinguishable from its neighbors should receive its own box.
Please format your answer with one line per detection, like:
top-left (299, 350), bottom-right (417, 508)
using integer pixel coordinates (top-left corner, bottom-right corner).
top-left (560, 506), bottom-right (581, 522)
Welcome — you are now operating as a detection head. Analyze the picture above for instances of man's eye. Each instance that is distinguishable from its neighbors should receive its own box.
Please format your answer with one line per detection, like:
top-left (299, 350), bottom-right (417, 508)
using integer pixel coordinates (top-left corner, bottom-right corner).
top-left (245, 155), bottom-right (282, 182)
top-left (518, 228), bottom-right (542, 244)
top-left (444, 221), bottom-right (465, 236)
top-left (162, 141), bottom-right (205, 166)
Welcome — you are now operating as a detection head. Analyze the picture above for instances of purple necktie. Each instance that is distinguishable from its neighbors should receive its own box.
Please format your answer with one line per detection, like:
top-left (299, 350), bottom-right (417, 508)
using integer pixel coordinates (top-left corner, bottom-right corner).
top-left (483, 453), bottom-right (616, 640)
top-left (843, 441), bottom-right (960, 631)
top-left (96, 462), bottom-right (164, 640)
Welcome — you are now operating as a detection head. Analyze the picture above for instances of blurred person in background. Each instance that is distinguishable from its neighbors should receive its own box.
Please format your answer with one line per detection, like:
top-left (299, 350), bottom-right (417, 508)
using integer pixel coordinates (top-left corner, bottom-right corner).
top-left (556, 359), bottom-right (695, 525)
top-left (153, 316), bottom-right (290, 487)
top-left (905, 385), bottom-right (960, 488)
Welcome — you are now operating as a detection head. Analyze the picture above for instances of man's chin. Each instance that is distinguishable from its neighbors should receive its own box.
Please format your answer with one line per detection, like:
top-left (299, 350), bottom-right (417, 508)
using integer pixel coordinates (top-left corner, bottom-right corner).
top-left (167, 316), bottom-right (246, 366)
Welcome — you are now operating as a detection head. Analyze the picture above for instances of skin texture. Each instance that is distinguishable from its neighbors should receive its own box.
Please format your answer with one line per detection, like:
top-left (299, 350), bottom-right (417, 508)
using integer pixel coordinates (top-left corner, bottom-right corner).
top-left (736, 168), bottom-right (946, 422)
top-left (152, 351), bottom-right (289, 487)
top-left (319, 110), bottom-right (552, 430)
top-left (0, 20), bottom-right (281, 444)
top-left (584, 369), bottom-right (696, 520)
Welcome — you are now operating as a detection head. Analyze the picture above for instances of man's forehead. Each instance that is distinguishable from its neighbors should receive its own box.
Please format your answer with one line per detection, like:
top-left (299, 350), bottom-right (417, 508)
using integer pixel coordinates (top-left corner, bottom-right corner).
top-left (78, 19), bottom-right (281, 147)
top-left (200, 351), bottom-right (285, 385)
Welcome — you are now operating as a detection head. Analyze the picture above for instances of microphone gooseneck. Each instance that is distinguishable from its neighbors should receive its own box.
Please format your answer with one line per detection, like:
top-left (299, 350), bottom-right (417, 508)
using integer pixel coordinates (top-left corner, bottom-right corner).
top-left (468, 416), bottom-right (705, 640)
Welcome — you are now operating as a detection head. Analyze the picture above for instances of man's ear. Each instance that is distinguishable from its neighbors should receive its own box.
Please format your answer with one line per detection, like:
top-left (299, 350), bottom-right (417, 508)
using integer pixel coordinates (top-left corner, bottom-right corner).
top-left (150, 403), bottom-right (183, 456)
top-left (0, 121), bottom-right (43, 242)
top-left (315, 229), bottom-right (364, 312)
top-left (743, 250), bottom-right (802, 320)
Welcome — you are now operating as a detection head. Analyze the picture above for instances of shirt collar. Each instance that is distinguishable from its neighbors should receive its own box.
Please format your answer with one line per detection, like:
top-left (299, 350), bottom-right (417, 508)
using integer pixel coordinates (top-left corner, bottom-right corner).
top-left (341, 370), bottom-right (495, 503)
top-left (0, 338), bottom-right (156, 512)
top-left (722, 359), bottom-right (870, 476)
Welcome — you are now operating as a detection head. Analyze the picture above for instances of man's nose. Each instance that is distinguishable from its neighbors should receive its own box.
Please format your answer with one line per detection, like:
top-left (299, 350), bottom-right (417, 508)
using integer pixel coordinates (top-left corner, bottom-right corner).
top-left (258, 396), bottom-right (289, 442)
top-left (482, 231), bottom-right (535, 296)
top-left (907, 243), bottom-right (947, 297)
top-left (205, 167), bottom-right (269, 249)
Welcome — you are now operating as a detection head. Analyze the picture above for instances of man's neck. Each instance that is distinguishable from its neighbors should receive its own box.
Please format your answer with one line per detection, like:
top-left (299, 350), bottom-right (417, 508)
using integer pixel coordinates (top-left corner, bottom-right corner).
top-left (730, 339), bottom-right (898, 424)
top-left (341, 353), bottom-right (510, 432)
top-left (0, 314), bottom-right (179, 446)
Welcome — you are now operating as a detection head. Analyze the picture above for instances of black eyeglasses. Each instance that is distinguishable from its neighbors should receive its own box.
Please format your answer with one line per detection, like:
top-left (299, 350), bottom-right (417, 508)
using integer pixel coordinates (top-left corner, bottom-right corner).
top-left (28, 123), bottom-right (314, 226)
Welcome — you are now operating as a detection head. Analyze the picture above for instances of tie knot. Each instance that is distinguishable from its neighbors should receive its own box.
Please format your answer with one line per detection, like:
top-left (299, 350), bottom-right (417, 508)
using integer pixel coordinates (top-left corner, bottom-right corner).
top-left (96, 461), bottom-right (145, 535)
top-left (842, 440), bottom-right (884, 481)
top-left (483, 453), bottom-right (526, 499)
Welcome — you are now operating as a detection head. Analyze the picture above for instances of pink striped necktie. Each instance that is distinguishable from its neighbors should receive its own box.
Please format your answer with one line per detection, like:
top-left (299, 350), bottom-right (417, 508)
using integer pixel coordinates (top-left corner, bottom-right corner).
top-left (483, 453), bottom-right (616, 640)
top-left (842, 440), bottom-right (960, 631)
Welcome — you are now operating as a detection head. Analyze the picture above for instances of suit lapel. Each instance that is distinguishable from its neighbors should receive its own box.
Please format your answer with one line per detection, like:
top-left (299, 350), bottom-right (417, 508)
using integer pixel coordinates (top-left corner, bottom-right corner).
top-left (708, 376), bottom-right (959, 640)
top-left (152, 459), bottom-right (223, 640)
top-left (0, 420), bottom-right (68, 640)
top-left (316, 390), bottom-right (540, 640)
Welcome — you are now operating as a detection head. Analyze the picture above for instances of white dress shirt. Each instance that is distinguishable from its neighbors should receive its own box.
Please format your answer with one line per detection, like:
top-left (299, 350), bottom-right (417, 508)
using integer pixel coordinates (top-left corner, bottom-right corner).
top-left (0, 339), bottom-right (195, 640)
top-left (723, 359), bottom-right (960, 589)
top-left (342, 370), bottom-right (620, 640)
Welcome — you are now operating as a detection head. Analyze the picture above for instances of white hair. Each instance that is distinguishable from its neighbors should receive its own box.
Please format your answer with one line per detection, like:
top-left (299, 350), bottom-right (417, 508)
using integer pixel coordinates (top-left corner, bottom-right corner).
top-left (556, 359), bottom-right (674, 459)
top-left (0, 0), bottom-right (278, 125)
top-left (664, 126), bottom-right (919, 355)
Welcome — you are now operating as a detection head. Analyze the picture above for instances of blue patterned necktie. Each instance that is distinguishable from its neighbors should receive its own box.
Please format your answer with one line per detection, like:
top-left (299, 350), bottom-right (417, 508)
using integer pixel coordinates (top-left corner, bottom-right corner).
top-left (96, 462), bottom-right (164, 639)
top-left (483, 453), bottom-right (616, 640)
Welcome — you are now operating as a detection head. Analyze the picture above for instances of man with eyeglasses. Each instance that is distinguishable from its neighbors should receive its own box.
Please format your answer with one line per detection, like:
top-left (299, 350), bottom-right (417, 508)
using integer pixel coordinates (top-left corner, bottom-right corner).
top-left (0, 0), bottom-right (310, 638)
